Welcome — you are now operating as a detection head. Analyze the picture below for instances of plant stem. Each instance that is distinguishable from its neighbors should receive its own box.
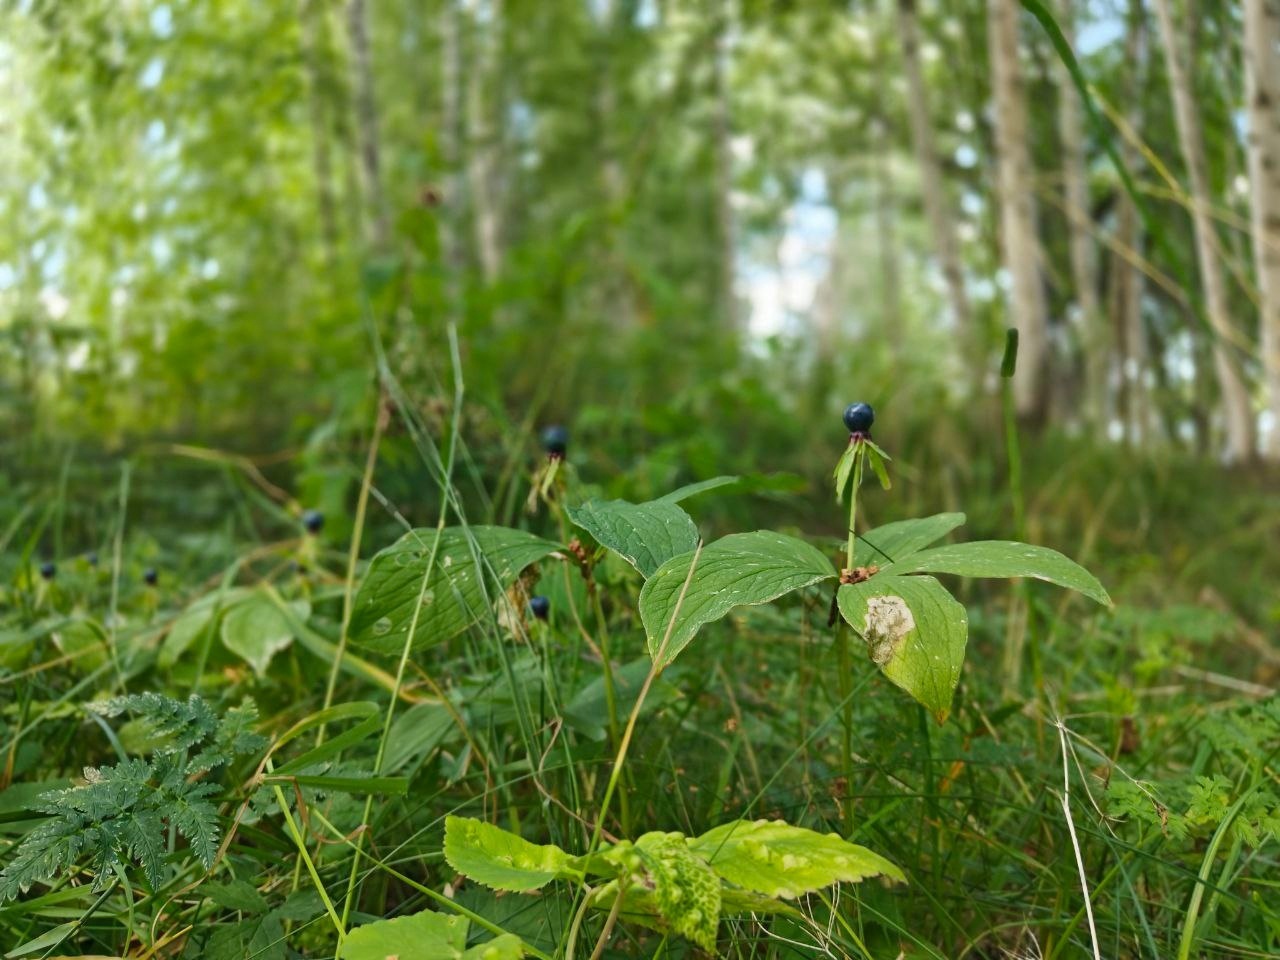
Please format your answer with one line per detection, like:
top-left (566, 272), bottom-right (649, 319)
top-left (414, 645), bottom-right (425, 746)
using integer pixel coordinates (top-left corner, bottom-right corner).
top-left (845, 442), bottom-right (865, 570)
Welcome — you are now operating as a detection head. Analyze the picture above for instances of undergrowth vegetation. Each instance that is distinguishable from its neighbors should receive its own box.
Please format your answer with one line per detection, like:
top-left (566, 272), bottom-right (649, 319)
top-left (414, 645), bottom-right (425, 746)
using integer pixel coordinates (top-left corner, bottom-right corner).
top-left (1, 363), bottom-right (1277, 959)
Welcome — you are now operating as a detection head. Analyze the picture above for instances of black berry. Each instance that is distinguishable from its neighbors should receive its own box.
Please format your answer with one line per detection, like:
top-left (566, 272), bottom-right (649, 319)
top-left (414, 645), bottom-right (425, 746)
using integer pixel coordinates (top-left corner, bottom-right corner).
top-left (529, 595), bottom-right (551, 620)
top-left (86, 551), bottom-right (98, 567)
top-left (540, 425), bottom-right (569, 458)
top-left (302, 509), bottom-right (325, 534)
top-left (144, 568), bottom-right (158, 587)
top-left (39, 561), bottom-right (56, 581)
top-left (843, 402), bottom-right (875, 435)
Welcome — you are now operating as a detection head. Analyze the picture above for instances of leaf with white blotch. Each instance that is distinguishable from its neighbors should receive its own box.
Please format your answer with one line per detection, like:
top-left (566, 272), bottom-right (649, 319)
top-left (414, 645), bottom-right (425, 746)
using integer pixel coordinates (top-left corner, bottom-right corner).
top-left (565, 498), bottom-right (698, 577)
top-left (350, 527), bottom-right (560, 655)
top-left (657, 475), bottom-right (740, 503)
top-left (878, 540), bottom-right (1111, 605)
top-left (339, 909), bottom-right (525, 960)
top-left (689, 819), bottom-right (905, 897)
top-left (838, 575), bottom-right (968, 723)
top-left (853, 513), bottom-right (966, 568)
top-left (443, 816), bottom-right (577, 892)
top-left (220, 593), bottom-right (310, 677)
top-left (640, 531), bottom-right (837, 667)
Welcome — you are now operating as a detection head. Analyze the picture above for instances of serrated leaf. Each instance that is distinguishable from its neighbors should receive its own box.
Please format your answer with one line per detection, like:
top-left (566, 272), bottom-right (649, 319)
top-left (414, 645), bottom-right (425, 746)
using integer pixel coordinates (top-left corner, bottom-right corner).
top-left (339, 909), bottom-right (526, 960)
top-left (878, 540), bottom-right (1111, 605)
top-left (220, 593), bottom-right (309, 677)
top-left (688, 820), bottom-right (904, 898)
top-left (657, 475), bottom-right (740, 503)
top-left (620, 832), bottom-right (722, 951)
top-left (443, 816), bottom-right (576, 892)
top-left (565, 498), bottom-right (698, 577)
top-left (350, 527), bottom-right (560, 655)
top-left (853, 513), bottom-right (966, 568)
top-left (838, 575), bottom-right (968, 723)
top-left (640, 531), bottom-right (836, 667)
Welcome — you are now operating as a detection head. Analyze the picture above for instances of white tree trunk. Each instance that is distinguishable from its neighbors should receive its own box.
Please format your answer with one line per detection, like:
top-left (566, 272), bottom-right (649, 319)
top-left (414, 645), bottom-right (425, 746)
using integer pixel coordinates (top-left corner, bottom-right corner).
top-left (1118, 0), bottom-right (1151, 446)
top-left (712, 0), bottom-right (737, 334)
top-left (1245, 0), bottom-right (1280, 460)
top-left (466, 0), bottom-right (502, 282)
top-left (987, 0), bottom-right (1049, 418)
top-left (1055, 0), bottom-right (1104, 425)
top-left (1155, 0), bottom-right (1256, 461)
top-left (896, 0), bottom-right (973, 354)
top-left (346, 0), bottom-right (388, 248)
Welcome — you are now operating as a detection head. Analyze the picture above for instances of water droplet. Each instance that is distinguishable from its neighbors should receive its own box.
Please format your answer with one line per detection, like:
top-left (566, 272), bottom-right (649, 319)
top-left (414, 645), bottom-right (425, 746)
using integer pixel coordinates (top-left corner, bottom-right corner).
top-left (372, 617), bottom-right (393, 636)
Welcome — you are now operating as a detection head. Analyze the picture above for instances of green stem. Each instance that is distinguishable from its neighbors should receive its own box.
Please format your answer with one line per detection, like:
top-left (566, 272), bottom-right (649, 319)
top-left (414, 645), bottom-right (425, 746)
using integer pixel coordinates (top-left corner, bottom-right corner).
top-left (844, 443), bottom-right (866, 570)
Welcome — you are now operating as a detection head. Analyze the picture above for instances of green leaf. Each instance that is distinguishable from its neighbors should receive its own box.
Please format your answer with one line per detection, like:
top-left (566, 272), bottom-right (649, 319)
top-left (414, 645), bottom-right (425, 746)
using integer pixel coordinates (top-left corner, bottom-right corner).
top-left (865, 446), bottom-right (892, 491)
top-left (220, 593), bottom-right (310, 677)
top-left (657, 475), bottom-right (740, 503)
top-left (601, 832), bottom-right (721, 951)
top-left (265, 773), bottom-right (409, 795)
top-left (201, 879), bottom-right (269, 914)
top-left (340, 909), bottom-right (525, 960)
top-left (838, 575), bottom-right (968, 723)
top-left (639, 531), bottom-right (837, 667)
top-left (853, 513), bottom-right (966, 568)
top-left (688, 820), bottom-right (905, 898)
top-left (350, 527), bottom-right (561, 655)
top-left (565, 498), bottom-right (698, 577)
top-left (832, 443), bottom-right (857, 504)
top-left (50, 618), bottom-right (110, 675)
top-left (159, 588), bottom-right (250, 668)
top-left (878, 540), bottom-right (1111, 605)
top-left (443, 816), bottom-right (576, 892)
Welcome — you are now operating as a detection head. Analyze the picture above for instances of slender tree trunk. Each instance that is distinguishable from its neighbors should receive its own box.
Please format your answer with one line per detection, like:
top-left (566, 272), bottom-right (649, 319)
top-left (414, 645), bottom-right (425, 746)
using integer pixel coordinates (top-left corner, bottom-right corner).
top-left (987, 0), bottom-right (1049, 419)
top-left (596, 0), bottom-right (635, 329)
top-left (1155, 0), bottom-right (1256, 461)
top-left (712, 0), bottom-right (738, 336)
top-left (1245, 0), bottom-right (1280, 461)
top-left (873, 123), bottom-right (904, 361)
top-left (1055, 0), bottom-right (1104, 425)
top-left (1117, 0), bottom-right (1151, 446)
top-left (896, 0), bottom-right (974, 364)
top-left (466, 0), bottom-right (502, 283)
top-left (440, 0), bottom-right (463, 305)
top-left (301, 0), bottom-right (339, 268)
top-left (346, 0), bottom-right (388, 249)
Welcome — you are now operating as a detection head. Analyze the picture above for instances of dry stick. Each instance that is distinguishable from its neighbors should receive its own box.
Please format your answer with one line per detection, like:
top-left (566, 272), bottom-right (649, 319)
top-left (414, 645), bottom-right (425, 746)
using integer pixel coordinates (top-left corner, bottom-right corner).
top-left (1056, 720), bottom-right (1102, 960)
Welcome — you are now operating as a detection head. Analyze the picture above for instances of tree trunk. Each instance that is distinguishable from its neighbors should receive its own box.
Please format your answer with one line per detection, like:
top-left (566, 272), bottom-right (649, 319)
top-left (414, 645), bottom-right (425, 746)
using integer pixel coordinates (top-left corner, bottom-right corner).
top-left (873, 123), bottom-right (904, 361)
top-left (301, 0), bottom-right (339, 268)
top-left (1245, 0), bottom-right (1280, 461)
top-left (346, 0), bottom-right (389, 249)
top-left (1117, 0), bottom-right (1151, 447)
top-left (466, 0), bottom-right (502, 283)
top-left (440, 0), bottom-right (463, 305)
top-left (712, 0), bottom-right (737, 336)
top-left (1155, 0), bottom-right (1256, 461)
top-left (1055, 0), bottom-right (1104, 426)
top-left (895, 0), bottom-right (974, 364)
top-left (987, 0), bottom-right (1049, 419)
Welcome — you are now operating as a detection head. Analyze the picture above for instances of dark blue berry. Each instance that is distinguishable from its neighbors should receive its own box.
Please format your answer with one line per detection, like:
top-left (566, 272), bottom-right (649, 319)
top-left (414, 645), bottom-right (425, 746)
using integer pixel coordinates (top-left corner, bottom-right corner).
top-left (143, 568), bottom-right (158, 587)
top-left (302, 509), bottom-right (325, 534)
top-left (540, 425), bottom-right (569, 457)
top-left (39, 562), bottom-right (56, 581)
top-left (86, 551), bottom-right (98, 567)
top-left (529, 595), bottom-right (551, 620)
top-left (843, 402), bottom-right (875, 435)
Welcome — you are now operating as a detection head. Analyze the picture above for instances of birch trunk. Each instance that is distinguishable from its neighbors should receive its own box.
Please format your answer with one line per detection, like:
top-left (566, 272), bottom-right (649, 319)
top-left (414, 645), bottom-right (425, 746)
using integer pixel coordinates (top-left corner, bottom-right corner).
top-left (712, 0), bottom-right (737, 335)
top-left (895, 0), bottom-right (973, 358)
top-left (1055, 0), bottom-right (1104, 425)
top-left (1244, 0), bottom-right (1280, 460)
top-left (466, 0), bottom-right (502, 282)
top-left (987, 0), bottom-right (1049, 419)
top-left (346, 0), bottom-right (388, 248)
top-left (1154, 0), bottom-right (1256, 461)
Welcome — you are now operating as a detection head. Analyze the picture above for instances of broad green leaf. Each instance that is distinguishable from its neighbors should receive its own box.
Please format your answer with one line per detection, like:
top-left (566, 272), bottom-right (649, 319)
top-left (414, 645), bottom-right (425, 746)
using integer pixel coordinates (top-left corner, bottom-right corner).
top-left (339, 909), bottom-right (525, 960)
top-left (565, 498), bottom-right (698, 577)
top-left (600, 832), bottom-right (721, 951)
top-left (563, 658), bottom-right (681, 742)
top-left (688, 820), bottom-right (905, 898)
top-left (159, 588), bottom-right (250, 668)
top-left (201, 879), bottom-right (269, 914)
top-left (350, 526), bottom-right (561, 655)
top-left (50, 618), bottom-right (110, 674)
top-left (838, 575), bottom-right (968, 723)
top-left (879, 540), bottom-right (1111, 605)
top-left (853, 513), bottom-right (966, 568)
top-left (443, 816), bottom-right (577, 892)
top-left (220, 593), bottom-right (310, 677)
top-left (657, 475), bottom-right (740, 503)
top-left (640, 531), bottom-right (837, 666)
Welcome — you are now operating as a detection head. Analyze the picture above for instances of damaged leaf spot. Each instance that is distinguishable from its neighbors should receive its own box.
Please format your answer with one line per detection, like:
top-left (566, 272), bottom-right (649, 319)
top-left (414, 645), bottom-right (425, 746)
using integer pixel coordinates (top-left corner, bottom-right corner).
top-left (863, 595), bottom-right (914, 665)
